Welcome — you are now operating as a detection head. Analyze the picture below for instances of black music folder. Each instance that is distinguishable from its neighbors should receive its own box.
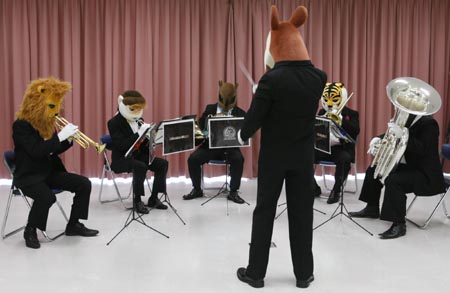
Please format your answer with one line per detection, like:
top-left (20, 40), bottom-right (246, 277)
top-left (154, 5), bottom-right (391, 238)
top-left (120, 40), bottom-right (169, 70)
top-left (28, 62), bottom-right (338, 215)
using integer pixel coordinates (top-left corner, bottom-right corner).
top-left (315, 117), bottom-right (355, 154)
top-left (125, 123), bottom-right (155, 158)
top-left (162, 119), bottom-right (195, 155)
top-left (208, 117), bottom-right (250, 149)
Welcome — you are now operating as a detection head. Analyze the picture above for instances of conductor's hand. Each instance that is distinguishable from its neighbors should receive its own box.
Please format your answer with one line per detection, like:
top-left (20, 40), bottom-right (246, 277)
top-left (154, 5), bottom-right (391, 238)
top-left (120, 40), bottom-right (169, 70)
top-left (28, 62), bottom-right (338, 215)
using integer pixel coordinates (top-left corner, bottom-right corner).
top-left (57, 123), bottom-right (78, 142)
top-left (138, 123), bottom-right (151, 137)
top-left (237, 129), bottom-right (245, 145)
top-left (367, 137), bottom-right (381, 156)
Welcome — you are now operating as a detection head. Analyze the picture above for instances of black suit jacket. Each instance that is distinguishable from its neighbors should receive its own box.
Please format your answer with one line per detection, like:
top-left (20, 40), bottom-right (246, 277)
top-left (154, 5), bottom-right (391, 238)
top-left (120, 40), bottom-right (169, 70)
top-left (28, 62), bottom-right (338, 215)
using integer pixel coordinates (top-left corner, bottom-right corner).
top-left (198, 103), bottom-right (246, 149)
top-left (240, 60), bottom-right (327, 167)
top-left (12, 119), bottom-right (72, 188)
top-left (317, 106), bottom-right (360, 159)
top-left (107, 113), bottom-right (150, 171)
top-left (402, 115), bottom-right (445, 196)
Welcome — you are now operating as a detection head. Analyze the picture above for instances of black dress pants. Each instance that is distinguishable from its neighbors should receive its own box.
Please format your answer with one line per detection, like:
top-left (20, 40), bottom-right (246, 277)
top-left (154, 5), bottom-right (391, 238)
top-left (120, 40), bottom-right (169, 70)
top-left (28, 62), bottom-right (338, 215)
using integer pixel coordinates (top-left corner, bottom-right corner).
top-left (187, 147), bottom-right (244, 191)
top-left (112, 156), bottom-right (168, 202)
top-left (246, 158), bottom-right (315, 281)
top-left (359, 164), bottom-right (429, 223)
top-left (19, 172), bottom-right (91, 231)
top-left (314, 145), bottom-right (352, 192)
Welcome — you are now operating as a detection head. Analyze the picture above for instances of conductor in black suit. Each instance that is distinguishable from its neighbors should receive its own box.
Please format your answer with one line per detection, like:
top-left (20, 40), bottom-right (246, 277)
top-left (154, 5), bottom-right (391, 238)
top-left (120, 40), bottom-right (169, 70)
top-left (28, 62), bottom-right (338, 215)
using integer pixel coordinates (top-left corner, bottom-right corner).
top-left (108, 90), bottom-right (169, 214)
top-left (313, 82), bottom-right (360, 204)
top-left (349, 115), bottom-right (445, 239)
top-left (182, 81), bottom-right (246, 204)
top-left (13, 77), bottom-right (98, 249)
top-left (236, 5), bottom-right (327, 287)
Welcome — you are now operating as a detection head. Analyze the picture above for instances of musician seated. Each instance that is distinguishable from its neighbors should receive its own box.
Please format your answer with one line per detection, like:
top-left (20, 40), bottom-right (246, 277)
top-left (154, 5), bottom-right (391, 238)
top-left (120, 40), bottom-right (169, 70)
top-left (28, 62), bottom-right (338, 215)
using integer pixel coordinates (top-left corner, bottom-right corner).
top-left (183, 81), bottom-right (246, 204)
top-left (313, 82), bottom-right (360, 204)
top-left (13, 77), bottom-right (99, 249)
top-left (349, 115), bottom-right (445, 239)
top-left (108, 90), bottom-right (168, 214)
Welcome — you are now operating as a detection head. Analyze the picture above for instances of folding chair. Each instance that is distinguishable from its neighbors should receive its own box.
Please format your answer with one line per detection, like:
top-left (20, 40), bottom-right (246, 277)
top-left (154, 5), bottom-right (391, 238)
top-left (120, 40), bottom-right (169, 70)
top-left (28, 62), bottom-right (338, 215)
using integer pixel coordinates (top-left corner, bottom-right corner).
top-left (317, 152), bottom-right (358, 193)
top-left (406, 144), bottom-right (450, 229)
top-left (2, 150), bottom-right (68, 240)
top-left (98, 135), bottom-right (152, 209)
top-left (201, 159), bottom-right (230, 194)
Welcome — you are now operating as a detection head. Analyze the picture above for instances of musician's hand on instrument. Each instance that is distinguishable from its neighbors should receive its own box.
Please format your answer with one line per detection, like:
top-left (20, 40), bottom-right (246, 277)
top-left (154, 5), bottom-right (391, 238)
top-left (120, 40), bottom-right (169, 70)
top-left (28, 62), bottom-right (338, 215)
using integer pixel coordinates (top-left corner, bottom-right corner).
top-left (388, 122), bottom-right (403, 139)
top-left (330, 132), bottom-right (340, 146)
top-left (237, 129), bottom-right (245, 145)
top-left (138, 123), bottom-right (151, 137)
top-left (57, 123), bottom-right (78, 142)
top-left (367, 137), bottom-right (381, 155)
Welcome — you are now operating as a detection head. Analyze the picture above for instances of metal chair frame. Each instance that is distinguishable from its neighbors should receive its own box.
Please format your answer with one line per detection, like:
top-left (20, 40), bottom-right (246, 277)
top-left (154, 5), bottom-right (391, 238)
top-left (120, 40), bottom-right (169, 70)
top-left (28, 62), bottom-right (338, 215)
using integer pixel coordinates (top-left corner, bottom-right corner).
top-left (406, 143), bottom-right (450, 229)
top-left (98, 135), bottom-right (151, 209)
top-left (201, 160), bottom-right (230, 193)
top-left (2, 150), bottom-right (68, 241)
top-left (317, 155), bottom-right (358, 194)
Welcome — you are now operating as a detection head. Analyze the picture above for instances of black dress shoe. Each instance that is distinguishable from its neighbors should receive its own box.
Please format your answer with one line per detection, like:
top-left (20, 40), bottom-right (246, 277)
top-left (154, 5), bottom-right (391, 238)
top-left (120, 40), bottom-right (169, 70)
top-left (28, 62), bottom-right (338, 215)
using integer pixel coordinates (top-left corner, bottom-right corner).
top-left (236, 267), bottom-right (264, 288)
top-left (379, 223), bottom-right (406, 239)
top-left (348, 206), bottom-right (380, 218)
top-left (182, 189), bottom-right (203, 200)
top-left (24, 226), bottom-right (40, 249)
top-left (147, 198), bottom-right (168, 210)
top-left (65, 222), bottom-right (99, 237)
top-left (134, 201), bottom-right (150, 214)
top-left (297, 275), bottom-right (314, 288)
top-left (228, 191), bottom-right (245, 204)
top-left (326, 190), bottom-right (341, 204)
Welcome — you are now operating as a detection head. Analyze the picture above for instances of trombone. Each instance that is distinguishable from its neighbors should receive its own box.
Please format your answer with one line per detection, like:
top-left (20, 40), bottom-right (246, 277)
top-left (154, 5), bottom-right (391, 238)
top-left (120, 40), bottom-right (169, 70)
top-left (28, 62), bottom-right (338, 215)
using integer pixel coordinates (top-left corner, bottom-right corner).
top-left (323, 92), bottom-right (354, 125)
top-left (55, 116), bottom-right (106, 154)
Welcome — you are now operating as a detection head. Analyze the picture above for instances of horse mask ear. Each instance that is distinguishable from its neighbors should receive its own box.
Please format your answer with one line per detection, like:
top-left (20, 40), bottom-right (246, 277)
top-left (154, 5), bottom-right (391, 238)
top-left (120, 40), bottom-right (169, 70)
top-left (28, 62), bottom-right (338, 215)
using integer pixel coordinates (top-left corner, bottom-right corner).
top-left (269, 5), bottom-right (310, 63)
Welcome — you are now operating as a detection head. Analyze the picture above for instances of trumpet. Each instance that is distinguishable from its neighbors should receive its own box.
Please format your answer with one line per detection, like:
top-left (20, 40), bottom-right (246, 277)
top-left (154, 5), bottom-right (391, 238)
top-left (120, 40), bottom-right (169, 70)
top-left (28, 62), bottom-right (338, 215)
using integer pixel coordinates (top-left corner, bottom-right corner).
top-left (55, 116), bottom-right (106, 154)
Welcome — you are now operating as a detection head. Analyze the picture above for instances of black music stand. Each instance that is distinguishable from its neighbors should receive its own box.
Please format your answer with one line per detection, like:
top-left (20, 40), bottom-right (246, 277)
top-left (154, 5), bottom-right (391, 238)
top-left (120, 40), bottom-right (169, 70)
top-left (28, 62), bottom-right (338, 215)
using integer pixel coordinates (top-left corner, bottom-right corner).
top-left (108, 133), bottom-right (171, 245)
top-left (275, 202), bottom-right (326, 220)
top-left (313, 118), bottom-right (373, 235)
top-left (157, 192), bottom-right (186, 225)
top-left (107, 183), bottom-right (169, 245)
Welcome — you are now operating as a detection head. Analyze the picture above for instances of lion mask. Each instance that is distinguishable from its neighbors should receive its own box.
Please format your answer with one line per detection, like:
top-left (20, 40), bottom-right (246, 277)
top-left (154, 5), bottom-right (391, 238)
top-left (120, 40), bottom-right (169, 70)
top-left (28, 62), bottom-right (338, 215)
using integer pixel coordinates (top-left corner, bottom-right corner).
top-left (16, 77), bottom-right (71, 140)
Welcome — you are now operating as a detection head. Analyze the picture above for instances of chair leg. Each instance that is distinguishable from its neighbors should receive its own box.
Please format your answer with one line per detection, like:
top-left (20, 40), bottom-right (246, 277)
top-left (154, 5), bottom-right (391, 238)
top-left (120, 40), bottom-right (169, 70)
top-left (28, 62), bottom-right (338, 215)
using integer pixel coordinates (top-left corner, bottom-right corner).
top-left (406, 192), bottom-right (448, 229)
top-left (443, 199), bottom-right (450, 218)
top-left (1, 188), bottom-right (26, 239)
top-left (98, 166), bottom-right (130, 209)
top-left (320, 164), bottom-right (358, 194)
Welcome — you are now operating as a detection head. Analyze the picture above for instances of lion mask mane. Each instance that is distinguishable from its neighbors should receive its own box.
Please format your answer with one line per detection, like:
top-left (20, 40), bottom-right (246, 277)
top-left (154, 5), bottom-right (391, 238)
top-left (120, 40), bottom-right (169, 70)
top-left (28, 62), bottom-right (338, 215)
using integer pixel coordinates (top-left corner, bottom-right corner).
top-left (16, 77), bottom-right (71, 139)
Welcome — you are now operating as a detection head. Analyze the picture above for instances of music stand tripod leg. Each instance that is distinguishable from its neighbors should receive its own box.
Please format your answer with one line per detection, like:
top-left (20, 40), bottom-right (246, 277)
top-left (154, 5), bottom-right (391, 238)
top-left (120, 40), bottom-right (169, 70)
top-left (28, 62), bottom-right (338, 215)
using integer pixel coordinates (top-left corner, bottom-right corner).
top-left (313, 174), bottom-right (373, 235)
top-left (158, 193), bottom-right (186, 225)
top-left (107, 193), bottom-right (170, 246)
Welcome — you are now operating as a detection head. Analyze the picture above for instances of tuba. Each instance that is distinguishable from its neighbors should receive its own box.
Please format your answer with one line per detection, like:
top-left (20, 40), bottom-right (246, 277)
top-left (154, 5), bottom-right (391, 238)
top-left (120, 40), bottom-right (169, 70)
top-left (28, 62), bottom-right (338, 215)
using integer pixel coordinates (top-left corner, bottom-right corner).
top-left (371, 77), bottom-right (441, 183)
top-left (55, 116), bottom-right (106, 154)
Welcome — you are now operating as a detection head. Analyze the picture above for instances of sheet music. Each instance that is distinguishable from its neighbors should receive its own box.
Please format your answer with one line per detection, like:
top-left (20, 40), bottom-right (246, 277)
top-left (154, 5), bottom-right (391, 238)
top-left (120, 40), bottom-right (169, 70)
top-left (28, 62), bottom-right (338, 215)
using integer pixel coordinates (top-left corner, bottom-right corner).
top-left (125, 123), bottom-right (155, 158)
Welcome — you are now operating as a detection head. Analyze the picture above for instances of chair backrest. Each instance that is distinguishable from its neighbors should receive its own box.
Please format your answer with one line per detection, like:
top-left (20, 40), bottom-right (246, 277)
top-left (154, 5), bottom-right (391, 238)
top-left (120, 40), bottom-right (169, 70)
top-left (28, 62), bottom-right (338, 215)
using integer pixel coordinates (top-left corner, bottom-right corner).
top-left (3, 150), bottom-right (16, 176)
top-left (100, 134), bottom-right (113, 150)
top-left (442, 144), bottom-right (450, 161)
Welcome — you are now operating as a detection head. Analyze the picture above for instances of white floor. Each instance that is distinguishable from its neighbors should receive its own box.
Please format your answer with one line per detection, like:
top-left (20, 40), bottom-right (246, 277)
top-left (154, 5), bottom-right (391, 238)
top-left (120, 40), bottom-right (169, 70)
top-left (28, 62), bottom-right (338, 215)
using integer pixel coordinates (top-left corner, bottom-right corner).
top-left (0, 175), bottom-right (449, 293)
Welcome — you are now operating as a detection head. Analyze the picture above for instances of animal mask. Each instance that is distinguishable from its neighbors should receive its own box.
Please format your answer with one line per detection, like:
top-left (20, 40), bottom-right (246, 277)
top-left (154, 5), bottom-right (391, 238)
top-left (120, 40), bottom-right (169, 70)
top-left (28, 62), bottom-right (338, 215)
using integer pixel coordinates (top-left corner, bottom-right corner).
top-left (16, 77), bottom-right (71, 139)
top-left (264, 5), bottom-right (310, 70)
top-left (118, 90), bottom-right (146, 121)
top-left (218, 80), bottom-right (238, 112)
top-left (321, 82), bottom-right (348, 112)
